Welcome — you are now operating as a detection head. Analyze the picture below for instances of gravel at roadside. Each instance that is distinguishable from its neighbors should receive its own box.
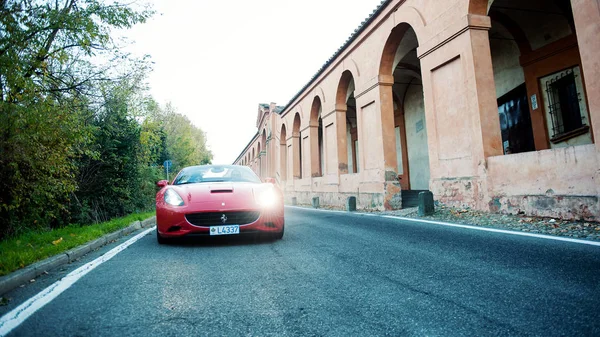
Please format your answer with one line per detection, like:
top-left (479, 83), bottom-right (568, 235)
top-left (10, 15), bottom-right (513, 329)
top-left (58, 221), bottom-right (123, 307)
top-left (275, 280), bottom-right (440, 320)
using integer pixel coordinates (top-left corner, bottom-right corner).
top-left (374, 205), bottom-right (600, 241)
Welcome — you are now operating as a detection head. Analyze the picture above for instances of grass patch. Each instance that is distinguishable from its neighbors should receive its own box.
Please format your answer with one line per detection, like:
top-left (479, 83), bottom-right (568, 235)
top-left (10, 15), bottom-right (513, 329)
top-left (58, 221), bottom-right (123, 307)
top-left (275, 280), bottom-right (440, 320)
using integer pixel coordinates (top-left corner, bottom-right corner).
top-left (0, 211), bottom-right (154, 276)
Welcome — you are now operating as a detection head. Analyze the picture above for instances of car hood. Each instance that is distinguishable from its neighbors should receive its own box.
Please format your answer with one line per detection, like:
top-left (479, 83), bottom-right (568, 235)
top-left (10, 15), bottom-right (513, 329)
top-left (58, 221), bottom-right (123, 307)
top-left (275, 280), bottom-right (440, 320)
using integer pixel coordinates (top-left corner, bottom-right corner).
top-left (170, 182), bottom-right (270, 207)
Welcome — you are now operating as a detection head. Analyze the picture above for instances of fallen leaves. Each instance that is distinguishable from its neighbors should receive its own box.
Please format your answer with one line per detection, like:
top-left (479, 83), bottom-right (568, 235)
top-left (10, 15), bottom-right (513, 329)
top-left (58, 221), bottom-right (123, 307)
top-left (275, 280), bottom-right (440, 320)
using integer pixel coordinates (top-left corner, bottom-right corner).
top-left (450, 209), bottom-right (470, 216)
top-left (52, 237), bottom-right (63, 245)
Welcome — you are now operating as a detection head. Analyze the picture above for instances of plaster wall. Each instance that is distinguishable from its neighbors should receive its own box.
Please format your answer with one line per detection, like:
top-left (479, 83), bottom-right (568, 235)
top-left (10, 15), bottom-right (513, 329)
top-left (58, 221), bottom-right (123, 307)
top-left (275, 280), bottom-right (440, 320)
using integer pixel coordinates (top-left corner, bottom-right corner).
top-left (360, 101), bottom-right (381, 171)
top-left (426, 54), bottom-right (475, 178)
top-left (487, 144), bottom-right (599, 221)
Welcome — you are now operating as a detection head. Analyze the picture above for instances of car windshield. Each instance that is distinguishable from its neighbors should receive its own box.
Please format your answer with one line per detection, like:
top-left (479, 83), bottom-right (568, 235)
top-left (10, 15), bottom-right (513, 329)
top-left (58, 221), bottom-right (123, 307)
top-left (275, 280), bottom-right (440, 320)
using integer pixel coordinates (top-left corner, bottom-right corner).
top-left (172, 165), bottom-right (262, 185)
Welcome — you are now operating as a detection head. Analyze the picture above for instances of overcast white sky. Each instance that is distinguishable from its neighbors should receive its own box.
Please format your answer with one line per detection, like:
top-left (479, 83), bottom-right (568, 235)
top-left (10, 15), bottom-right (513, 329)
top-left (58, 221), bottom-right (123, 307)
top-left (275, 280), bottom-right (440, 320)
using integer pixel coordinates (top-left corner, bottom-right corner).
top-left (122, 0), bottom-right (384, 164)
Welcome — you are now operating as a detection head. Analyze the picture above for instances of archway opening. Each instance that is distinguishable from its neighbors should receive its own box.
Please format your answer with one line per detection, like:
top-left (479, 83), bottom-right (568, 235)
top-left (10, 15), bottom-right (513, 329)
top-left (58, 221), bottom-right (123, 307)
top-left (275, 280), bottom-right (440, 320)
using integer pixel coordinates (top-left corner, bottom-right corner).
top-left (310, 97), bottom-right (324, 177)
top-left (336, 70), bottom-right (359, 174)
top-left (280, 124), bottom-right (287, 182)
top-left (381, 24), bottom-right (430, 204)
top-left (292, 113), bottom-right (302, 179)
top-left (483, 0), bottom-right (591, 152)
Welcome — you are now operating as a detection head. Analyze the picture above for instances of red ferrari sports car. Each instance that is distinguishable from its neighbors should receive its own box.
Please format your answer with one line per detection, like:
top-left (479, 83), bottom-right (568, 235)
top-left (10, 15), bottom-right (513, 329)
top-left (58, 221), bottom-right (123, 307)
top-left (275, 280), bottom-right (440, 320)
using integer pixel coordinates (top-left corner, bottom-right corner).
top-left (155, 164), bottom-right (284, 243)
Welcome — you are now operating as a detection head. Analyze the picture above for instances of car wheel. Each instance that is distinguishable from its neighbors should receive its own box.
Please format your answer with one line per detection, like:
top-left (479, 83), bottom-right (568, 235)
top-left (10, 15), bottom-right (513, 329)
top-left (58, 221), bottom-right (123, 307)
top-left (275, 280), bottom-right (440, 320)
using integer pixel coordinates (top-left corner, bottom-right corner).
top-left (156, 229), bottom-right (168, 244)
top-left (273, 225), bottom-right (284, 240)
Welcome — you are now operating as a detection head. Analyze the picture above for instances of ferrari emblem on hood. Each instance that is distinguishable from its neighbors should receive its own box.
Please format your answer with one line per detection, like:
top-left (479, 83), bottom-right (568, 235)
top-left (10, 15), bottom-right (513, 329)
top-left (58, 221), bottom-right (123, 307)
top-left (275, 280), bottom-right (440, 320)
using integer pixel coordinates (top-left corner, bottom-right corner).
top-left (220, 214), bottom-right (227, 224)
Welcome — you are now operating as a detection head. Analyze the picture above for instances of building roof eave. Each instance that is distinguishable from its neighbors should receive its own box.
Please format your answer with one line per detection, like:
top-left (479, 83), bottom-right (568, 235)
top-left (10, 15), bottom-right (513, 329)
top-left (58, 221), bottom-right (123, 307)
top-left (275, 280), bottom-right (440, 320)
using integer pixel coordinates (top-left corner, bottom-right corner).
top-left (279, 0), bottom-right (392, 117)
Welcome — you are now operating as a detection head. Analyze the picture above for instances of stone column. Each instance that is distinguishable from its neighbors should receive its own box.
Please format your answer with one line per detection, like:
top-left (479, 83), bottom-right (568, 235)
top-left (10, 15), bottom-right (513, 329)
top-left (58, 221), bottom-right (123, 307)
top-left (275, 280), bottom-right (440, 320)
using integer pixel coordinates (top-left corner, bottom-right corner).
top-left (571, 0), bottom-right (600, 150)
top-left (465, 18), bottom-right (503, 161)
top-left (377, 75), bottom-right (402, 210)
top-left (378, 74), bottom-right (400, 180)
top-left (279, 138), bottom-right (287, 182)
top-left (570, 0), bottom-right (600, 219)
top-left (335, 104), bottom-right (349, 175)
top-left (292, 134), bottom-right (301, 179)
top-left (418, 14), bottom-right (502, 210)
top-left (308, 123), bottom-right (320, 177)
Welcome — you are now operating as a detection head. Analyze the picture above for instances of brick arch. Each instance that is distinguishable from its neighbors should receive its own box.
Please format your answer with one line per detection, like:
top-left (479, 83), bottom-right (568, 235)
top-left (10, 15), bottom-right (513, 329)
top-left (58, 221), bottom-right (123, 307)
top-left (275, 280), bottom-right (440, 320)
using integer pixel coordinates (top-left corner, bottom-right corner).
top-left (335, 70), bottom-right (356, 107)
top-left (279, 124), bottom-right (287, 145)
top-left (309, 95), bottom-right (323, 126)
top-left (378, 20), bottom-right (427, 180)
top-left (335, 70), bottom-right (357, 175)
top-left (379, 23), bottom-right (421, 77)
top-left (292, 112), bottom-right (301, 137)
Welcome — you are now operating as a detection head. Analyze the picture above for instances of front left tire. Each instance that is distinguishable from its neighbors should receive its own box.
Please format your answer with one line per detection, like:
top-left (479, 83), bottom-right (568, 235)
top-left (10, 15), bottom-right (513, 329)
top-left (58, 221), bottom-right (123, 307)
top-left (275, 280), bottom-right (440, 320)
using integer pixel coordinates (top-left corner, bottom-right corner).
top-left (272, 224), bottom-right (284, 240)
top-left (156, 229), bottom-right (168, 244)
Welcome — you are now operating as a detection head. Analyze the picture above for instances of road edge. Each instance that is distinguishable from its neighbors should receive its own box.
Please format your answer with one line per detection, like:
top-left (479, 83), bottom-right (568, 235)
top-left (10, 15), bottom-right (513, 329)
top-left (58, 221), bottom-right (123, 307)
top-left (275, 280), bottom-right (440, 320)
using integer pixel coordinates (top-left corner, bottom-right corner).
top-left (0, 216), bottom-right (156, 296)
top-left (285, 205), bottom-right (600, 247)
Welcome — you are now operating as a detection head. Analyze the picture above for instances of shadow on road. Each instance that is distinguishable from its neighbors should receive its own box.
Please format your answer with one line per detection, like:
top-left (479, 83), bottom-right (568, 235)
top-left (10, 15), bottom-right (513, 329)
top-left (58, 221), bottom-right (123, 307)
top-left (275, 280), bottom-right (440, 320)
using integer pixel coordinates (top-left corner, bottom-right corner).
top-left (157, 231), bottom-right (282, 248)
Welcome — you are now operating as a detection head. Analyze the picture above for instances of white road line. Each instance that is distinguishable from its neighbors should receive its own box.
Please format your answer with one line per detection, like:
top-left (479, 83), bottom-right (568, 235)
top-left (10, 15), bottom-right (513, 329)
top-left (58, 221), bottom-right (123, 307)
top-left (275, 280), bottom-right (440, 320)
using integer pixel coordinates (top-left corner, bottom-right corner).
top-left (286, 206), bottom-right (600, 247)
top-left (0, 226), bottom-right (155, 337)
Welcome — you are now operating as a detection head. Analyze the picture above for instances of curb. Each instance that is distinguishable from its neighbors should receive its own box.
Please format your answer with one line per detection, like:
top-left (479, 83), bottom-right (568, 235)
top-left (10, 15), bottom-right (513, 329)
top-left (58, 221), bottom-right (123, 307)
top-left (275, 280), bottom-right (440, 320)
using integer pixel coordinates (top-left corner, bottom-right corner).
top-left (0, 216), bottom-right (156, 296)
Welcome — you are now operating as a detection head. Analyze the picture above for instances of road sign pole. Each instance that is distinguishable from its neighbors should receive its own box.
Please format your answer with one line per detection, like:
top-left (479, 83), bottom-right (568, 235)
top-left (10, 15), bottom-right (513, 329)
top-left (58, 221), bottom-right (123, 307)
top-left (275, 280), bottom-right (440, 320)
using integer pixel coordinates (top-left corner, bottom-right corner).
top-left (164, 160), bottom-right (172, 182)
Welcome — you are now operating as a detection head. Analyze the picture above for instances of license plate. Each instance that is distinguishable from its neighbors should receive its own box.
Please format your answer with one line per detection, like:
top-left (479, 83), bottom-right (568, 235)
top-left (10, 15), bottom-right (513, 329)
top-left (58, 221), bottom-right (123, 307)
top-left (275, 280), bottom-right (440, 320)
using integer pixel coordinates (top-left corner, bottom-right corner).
top-left (210, 225), bottom-right (240, 236)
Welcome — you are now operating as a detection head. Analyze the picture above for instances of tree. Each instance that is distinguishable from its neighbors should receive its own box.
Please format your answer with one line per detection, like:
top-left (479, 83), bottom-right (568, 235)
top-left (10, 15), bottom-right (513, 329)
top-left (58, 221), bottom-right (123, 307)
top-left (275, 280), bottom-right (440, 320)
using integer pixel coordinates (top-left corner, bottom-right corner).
top-left (0, 0), bottom-right (153, 238)
top-left (159, 103), bottom-right (213, 172)
top-left (73, 78), bottom-right (143, 223)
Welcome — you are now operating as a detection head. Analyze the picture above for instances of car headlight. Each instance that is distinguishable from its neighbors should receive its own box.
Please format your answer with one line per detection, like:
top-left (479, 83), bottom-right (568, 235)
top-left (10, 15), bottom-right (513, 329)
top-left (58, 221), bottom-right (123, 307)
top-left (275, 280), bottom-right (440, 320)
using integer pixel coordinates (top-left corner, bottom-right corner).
top-left (164, 189), bottom-right (184, 206)
top-left (256, 188), bottom-right (279, 208)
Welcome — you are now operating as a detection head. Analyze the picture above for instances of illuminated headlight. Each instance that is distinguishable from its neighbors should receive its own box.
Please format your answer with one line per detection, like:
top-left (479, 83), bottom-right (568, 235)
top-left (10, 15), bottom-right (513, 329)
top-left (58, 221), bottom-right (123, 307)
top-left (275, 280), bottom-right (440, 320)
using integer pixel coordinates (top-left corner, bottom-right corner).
top-left (256, 188), bottom-right (279, 208)
top-left (164, 189), bottom-right (184, 206)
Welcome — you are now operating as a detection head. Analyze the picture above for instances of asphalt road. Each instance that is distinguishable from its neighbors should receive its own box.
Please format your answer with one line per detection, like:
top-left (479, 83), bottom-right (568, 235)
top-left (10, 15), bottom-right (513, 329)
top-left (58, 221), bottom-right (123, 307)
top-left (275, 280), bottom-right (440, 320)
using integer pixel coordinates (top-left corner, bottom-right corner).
top-left (3, 206), bottom-right (600, 336)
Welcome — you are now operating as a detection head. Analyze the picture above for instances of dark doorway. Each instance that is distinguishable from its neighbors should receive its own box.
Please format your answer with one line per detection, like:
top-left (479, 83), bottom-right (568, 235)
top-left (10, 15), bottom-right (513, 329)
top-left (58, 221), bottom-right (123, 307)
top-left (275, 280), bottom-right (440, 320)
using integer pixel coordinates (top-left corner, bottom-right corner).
top-left (497, 84), bottom-right (535, 154)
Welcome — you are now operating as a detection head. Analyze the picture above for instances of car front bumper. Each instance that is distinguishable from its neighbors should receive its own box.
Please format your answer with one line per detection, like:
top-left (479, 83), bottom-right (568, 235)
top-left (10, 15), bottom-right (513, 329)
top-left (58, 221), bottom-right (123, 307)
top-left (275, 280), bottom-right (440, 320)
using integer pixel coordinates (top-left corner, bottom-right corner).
top-left (156, 206), bottom-right (284, 238)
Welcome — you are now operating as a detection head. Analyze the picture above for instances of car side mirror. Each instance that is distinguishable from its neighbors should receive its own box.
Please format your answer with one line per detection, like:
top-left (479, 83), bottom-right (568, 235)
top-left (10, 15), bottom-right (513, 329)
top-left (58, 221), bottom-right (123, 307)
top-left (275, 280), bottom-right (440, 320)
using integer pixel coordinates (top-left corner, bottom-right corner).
top-left (157, 180), bottom-right (169, 188)
top-left (264, 177), bottom-right (276, 184)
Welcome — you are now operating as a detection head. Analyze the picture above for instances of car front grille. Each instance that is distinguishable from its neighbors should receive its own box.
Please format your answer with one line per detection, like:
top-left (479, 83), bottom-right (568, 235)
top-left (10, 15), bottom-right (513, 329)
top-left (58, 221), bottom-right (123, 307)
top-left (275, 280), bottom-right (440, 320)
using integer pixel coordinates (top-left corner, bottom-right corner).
top-left (185, 211), bottom-right (260, 226)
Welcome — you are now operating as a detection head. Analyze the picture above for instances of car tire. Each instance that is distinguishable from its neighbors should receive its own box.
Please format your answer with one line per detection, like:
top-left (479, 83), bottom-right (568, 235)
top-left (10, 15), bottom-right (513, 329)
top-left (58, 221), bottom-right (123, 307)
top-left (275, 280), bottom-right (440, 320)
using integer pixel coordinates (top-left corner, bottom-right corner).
top-left (156, 229), bottom-right (168, 244)
top-left (273, 225), bottom-right (284, 240)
